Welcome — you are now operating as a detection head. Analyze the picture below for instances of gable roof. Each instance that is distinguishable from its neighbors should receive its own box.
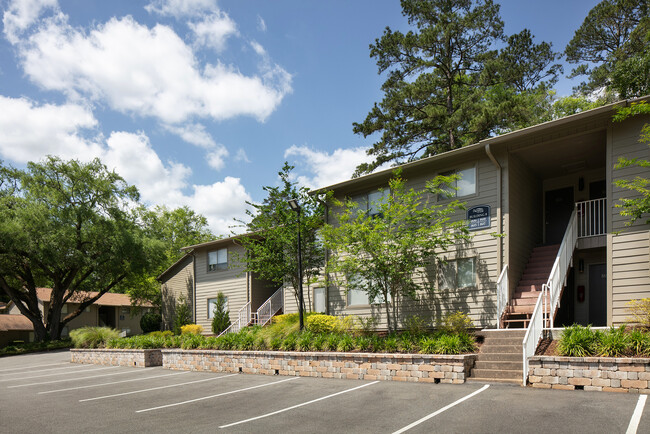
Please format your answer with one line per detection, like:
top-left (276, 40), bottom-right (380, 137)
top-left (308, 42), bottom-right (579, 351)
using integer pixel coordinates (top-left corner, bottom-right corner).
top-left (34, 288), bottom-right (152, 308)
top-left (0, 315), bottom-right (34, 332)
top-left (156, 253), bottom-right (193, 282)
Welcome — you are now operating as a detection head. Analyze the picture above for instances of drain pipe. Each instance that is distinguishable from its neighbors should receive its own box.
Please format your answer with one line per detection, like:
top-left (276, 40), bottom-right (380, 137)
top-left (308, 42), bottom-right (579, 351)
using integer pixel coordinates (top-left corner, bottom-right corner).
top-left (485, 144), bottom-right (503, 276)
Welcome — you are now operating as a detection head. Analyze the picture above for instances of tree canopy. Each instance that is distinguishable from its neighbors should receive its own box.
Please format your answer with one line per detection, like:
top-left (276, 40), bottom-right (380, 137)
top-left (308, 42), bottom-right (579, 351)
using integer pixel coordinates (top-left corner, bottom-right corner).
top-left (0, 157), bottom-right (162, 341)
top-left (321, 171), bottom-right (469, 332)
top-left (353, 0), bottom-right (561, 175)
top-left (565, 0), bottom-right (649, 98)
top-left (236, 163), bottom-right (327, 313)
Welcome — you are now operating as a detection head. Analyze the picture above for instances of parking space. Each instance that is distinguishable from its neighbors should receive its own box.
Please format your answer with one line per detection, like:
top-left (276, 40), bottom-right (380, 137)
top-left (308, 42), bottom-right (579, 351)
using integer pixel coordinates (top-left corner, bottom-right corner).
top-left (1, 352), bottom-right (649, 433)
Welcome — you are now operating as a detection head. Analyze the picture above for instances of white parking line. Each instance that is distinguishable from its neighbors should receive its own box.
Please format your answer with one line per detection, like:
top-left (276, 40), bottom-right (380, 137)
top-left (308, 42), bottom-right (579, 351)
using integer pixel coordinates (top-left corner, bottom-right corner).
top-left (0, 364), bottom-right (85, 377)
top-left (7, 367), bottom-right (146, 388)
top-left (626, 395), bottom-right (647, 434)
top-left (136, 376), bottom-right (300, 413)
top-left (39, 371), bottom-right (190, 394)
top-left (392, 384), bottom-right (490, 434)
top-left (219, 380), bottom-right (380, 429)
top-left (80, 373), bottom-right (239, 402)
top-left (3, 365), bottom-right (116, 381)
top-left (0, 362), bottom-right (69, 372)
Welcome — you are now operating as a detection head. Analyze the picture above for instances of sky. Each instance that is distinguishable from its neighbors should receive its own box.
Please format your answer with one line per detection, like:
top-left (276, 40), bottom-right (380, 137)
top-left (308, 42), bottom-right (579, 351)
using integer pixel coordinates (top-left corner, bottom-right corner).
top-left (0, 0), bottom-right (601, 236)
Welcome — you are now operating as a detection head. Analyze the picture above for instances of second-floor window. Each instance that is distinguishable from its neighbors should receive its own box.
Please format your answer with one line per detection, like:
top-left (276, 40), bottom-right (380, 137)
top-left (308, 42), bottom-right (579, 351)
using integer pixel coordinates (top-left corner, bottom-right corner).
top-left (440, 166), bottom-right (476, 199)
top-left (208, 248), bottom-right (228, 272)
top-left (353, 189), bottom-right (389, 218)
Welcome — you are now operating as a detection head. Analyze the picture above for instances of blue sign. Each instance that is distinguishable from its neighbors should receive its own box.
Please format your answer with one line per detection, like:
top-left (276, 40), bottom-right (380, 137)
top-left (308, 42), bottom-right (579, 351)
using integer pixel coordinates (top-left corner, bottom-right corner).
top-left (467, 205), bottom-right (491, 231)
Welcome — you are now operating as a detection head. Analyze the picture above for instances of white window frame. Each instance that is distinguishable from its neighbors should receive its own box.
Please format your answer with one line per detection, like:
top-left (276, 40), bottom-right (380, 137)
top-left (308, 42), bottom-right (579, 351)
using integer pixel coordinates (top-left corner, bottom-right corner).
top-left (439, 165), bottom-right (477, 200)
top-left (208, 296), bottom-right (228, 319)
top-left (437, 257), bottom-right (476, 290)
top-left (208, 248), bottom-right (228, 272)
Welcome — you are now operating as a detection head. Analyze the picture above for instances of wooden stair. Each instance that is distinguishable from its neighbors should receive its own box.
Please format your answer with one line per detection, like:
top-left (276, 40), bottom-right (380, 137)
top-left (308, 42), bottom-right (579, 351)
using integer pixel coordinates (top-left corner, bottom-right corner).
top-left (468, 329), bottom-right (526, 384)
top-left (501, 244), bottom-right (559, 328)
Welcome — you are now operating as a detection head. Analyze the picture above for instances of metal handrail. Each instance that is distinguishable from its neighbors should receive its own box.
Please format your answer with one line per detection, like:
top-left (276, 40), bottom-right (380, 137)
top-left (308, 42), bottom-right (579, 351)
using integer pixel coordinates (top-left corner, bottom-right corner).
top-left (217, 301), bottom-right (251, 337)
top-left (496, 264), bottom-right (509, 329)
top-left (576, 198), bottom-right (606, 238)
top-left (256, 287), bottom-right (283, 326)
top-left (522, 208), bottom-right (578, 385)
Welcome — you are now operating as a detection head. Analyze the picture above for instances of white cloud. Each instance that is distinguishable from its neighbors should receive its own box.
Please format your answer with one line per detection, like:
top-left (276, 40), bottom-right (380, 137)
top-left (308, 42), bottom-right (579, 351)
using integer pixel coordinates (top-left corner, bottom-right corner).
top-left (234, 148), bottom-right (250, 163)
top-left (250, 40), bottom-right (266, 56)
top-left (14, 14), bottom-right (292, 124)
top-left (284, 145), bottom-right (374, 190)
top-left (189, 12), bottom-right (237, 52)
top-left (145, 0), bottom-right (217, 17)
top-left (163, 123), bottom-right (216, 149)
top-left (2, 0), bottom-right (57, 43)
top-left (257, 15), bottom-right (266, 32)
top-left (185, 177), bottom-right (252, 234)
top-left (0, 95), bottom-right (101, 162)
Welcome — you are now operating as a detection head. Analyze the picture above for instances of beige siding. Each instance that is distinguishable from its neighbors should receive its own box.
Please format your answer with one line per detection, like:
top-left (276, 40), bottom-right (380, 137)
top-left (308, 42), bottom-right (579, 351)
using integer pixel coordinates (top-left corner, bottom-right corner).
top-left (194, 243), bottom-right (249, 334)
top-left (506, 154), bottom-right (542, 296)
top-left (610, 115), bottom-right (650, 325)
top-left (326, 154), bottom-right (500, 329)
top-left (160, 255), bottom-right (194, 330)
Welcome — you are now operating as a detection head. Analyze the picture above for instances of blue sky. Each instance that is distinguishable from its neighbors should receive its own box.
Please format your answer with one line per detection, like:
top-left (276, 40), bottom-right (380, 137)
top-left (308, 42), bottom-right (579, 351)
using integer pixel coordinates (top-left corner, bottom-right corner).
top-left (0, 0), bottom-right (599, 235)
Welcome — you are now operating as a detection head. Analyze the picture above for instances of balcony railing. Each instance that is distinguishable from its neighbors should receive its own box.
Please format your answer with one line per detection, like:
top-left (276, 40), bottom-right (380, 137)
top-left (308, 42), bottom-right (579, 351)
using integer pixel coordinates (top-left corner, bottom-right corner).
top-left (576, 198), bottom-right (606, 238)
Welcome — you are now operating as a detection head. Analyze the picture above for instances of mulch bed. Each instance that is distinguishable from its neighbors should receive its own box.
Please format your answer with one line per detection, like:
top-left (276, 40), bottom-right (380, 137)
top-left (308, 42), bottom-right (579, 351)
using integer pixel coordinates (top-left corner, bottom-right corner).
top-left (535, 338), bottom-right (558, 356)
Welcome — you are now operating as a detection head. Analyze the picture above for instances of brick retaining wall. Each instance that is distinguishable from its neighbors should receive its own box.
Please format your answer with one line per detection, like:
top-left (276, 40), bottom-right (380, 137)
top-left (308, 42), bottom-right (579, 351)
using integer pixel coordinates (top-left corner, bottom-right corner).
top-left (162, 349), bottom-right (475, 383)
top-left (70, 349), bottom-right (162, 367)
top-left (528, 356), bottom-right (650, 393)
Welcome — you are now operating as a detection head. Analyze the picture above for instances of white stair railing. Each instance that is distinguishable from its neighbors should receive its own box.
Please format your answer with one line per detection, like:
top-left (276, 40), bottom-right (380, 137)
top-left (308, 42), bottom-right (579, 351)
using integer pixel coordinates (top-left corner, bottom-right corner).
top-left (522, 208), bottom-right (578, 385)
top-left (496, 264), bottom-right (509, 329)
top-left (256, 287), bottom-right (283, 326)
top-left (576, 198), bottom-right (606, 238)
top-left (218, 301), bottom-right (251, 337)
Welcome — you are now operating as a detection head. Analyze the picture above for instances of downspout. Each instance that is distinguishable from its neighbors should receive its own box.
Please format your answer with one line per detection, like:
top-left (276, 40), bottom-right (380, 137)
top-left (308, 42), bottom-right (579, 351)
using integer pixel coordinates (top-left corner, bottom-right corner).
top-left (485, 144), bottom-right (503, 275)
top-left (324, 202), bottom-right (330, 316)
top-left (190, 250), bottom-right (197, 324)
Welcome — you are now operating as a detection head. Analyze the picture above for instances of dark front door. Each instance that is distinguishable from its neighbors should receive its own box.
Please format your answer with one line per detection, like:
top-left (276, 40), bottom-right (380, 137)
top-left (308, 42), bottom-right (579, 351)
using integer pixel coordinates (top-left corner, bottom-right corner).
top-left (589, 263), bottom-right (607, 326)
top-left (545, 187), bottom-right (574, 245)
top-left (98, 306), bottom-right (116, 328)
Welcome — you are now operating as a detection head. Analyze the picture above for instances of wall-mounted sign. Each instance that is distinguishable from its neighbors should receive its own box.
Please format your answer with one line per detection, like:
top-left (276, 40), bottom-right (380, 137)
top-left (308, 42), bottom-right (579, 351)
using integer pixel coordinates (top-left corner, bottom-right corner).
top-left (467, 205), bottom-right (491, 231)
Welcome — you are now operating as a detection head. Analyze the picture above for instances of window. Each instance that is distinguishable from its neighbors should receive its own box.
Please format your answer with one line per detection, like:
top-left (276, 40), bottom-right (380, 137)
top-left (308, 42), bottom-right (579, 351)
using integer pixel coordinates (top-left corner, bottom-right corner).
top-left (207, 296), bottom-right (228, 319)
top-left (208, 248), bottom-right (228, 271)
top-left (347, 288), bottom-right (369, 306)
top-left (313, 287), bottom-right (326, 313)
top-left (440, 166), bottom-right (476, 199)
top-left (346, 275), bottom-right (391, 306)
top-left (353, 189), bottom-right (389, 218)
top-left (438, 258), bottom-right (476, 289)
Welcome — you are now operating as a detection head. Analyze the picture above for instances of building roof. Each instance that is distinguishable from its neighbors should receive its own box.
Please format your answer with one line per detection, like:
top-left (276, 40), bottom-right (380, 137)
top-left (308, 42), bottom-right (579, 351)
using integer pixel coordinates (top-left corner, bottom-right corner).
top-left (310, 96), bottom-right (650, 194)
top-left (180, 231), bottom-right (261, 252)
top-left (0, 315), bottom-right (34, 332)
top-left (35, 288), bottom-right (152, 308)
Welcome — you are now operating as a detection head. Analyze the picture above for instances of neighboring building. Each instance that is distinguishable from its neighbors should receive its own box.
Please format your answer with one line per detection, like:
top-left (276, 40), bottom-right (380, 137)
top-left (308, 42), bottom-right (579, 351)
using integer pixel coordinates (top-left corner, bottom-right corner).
top-left (316, 98), bottom-right (650, 329)
top-left (158, 253), bottom-right (194, 331)
top-left (3, 288), bottom-right (153, 344)
top-left (0, 315), bottom-right (33, 347)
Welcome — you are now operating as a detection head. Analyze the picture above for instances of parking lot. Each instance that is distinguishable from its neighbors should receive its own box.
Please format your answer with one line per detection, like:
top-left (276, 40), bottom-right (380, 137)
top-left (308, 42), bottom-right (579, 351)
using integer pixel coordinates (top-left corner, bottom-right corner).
top-left (1, 351), bottom-right (648, 433)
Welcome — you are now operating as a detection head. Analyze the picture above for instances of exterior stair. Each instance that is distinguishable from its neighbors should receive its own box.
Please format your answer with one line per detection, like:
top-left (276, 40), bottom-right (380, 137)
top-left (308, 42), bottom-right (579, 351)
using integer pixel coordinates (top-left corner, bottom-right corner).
top-left (501, 244), bottom-right (559, 328)
top-left (468, 329), bottom-right (526, 384)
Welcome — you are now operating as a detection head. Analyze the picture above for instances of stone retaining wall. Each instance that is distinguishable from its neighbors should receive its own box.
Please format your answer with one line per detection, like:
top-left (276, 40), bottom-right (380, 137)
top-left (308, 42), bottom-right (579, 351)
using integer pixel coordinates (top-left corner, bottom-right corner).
top-left (528, 356), bottom-right (650, 393)
top-left (70, 349), bottom-right (162, 367)
top-left (162, 349), bottom-right (475, 384)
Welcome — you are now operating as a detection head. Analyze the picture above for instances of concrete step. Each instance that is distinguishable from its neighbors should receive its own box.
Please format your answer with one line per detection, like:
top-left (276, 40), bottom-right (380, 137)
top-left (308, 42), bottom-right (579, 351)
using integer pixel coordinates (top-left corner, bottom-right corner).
top-left (502, 319), bottom-right (529, 329)
top-left (479, 344), bottom-right (523, 354)
top-left (471, 368), bottom-right (523, 380)
top-left (478, 336), bottom-right (524, 346)
top-left (479, 329), bottom-right (527, 338)
top-left (474, 360), bottom-right (523, 371)
top-left (474, 352), bottom-right (521, 362)
top-left (466, 377), bottom-right (522, 385)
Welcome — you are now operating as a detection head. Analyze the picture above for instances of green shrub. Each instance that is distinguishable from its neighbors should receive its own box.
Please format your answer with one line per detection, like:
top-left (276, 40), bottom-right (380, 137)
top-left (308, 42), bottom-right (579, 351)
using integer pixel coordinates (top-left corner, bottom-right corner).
top-left (441, 311), bottom-right (474, 334)
top-left (383, 336), bottom-right (398, 353)
top-left (211, 292), bottom-right (231, 335)
top-left (140, 312), bottom-right (162, 334)
top-left (337, 334), bottom-right (354, 352)
top-left (281, 333), bottom-right (298, 351)
top-left (627, 298), bottom-right (650, 329)
top-left (404, 315), bottom-right (428, 336)
top-left (306, 315), bottom-right (340, 334)
top-left (458, 332), bottom-right (477, 353)
top-left (161, 330), bottom-right (174, 337)
top-left (254, 336), bottom-right (267, 351)
top-left (557, 324), bottom-right (598, 357)
top-left (398, 334), bottom-right (414, 353)
top-left (238, 333), bottom-right (256, 351)
top-left (419, 337), bottom-right (438, 354)
top-left (434, 334), bottom-right (464, 354)
top-left (596, 326), bottom-right (629, 357)
top-left (180, 333), bottom-right (204, 349)
top-left (355, 336), bottom-right (372, 351)
top-left (148, 331), bottom-right (164, 337)
top-left (356, 316), bottom-right (378, 335)
top-left (311, 334), bottom-right (327, 351)
top-left (270, 336), bottom-right (282, 351)
top-left (325, 334), bottom-right (341, 351)
top-left (628, 329), bottom-right (650, 356)
top-left (0, 339), bottom-right (72, 356)
top-left (70, 327), bottom-right (120, 349)
top-left (297, 332), bottom-right (313, 351)
top-left (180, 324), bottom-right (203, 335)
top-left (173, 295), bottom-right (193, 335)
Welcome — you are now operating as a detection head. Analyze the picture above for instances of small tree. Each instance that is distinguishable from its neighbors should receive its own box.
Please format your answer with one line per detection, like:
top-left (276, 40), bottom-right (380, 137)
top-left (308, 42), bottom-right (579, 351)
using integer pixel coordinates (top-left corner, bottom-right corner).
top-left (211, 292), bottom-right (231, 335)
top-left (613, 101), bottom-right (650, 225)
top-left (173, 295), bottom-right (192, 335)
top-left (321, 171), bottom-right (469, 332)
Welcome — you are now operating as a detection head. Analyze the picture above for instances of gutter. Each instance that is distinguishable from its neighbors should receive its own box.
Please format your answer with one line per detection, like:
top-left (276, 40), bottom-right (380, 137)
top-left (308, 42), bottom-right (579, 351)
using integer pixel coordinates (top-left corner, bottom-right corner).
top-left (484, 144), bottom-right (503, 277)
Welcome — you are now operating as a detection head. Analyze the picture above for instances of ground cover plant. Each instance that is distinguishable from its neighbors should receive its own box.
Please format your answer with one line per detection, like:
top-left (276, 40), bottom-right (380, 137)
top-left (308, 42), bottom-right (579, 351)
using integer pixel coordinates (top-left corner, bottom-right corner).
top-left (70, 327), bottom-right (121, 349)
top-left (103, 313), bottom-right (477, 355)
top-left (556, 324), bottom-right (650, 357)
top-left (0, 339), bottom-right (72, 357)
